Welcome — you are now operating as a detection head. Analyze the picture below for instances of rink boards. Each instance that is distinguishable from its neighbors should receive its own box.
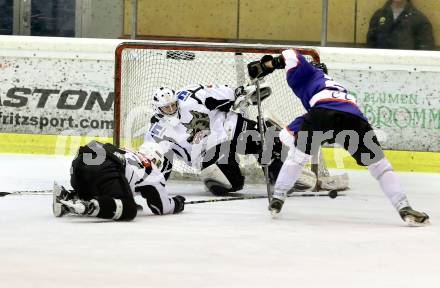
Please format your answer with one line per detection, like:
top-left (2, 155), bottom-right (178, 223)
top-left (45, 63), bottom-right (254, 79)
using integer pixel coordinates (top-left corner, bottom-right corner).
top-left (0, 36), bottom-right (439, 172)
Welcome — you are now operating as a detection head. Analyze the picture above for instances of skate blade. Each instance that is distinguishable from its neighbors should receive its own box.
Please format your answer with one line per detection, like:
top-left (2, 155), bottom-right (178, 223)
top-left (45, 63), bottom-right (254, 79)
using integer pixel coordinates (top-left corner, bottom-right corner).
top-left (404, 216), bottom-right (431, 227)
top-left (269, 208), bottom-right (280, 217)
top-left (53, 203), bottom-right (65, 217)
top-left (53, 182), bottom-right (63, 197)
top-left (53, 182), bottom-right (65, 217)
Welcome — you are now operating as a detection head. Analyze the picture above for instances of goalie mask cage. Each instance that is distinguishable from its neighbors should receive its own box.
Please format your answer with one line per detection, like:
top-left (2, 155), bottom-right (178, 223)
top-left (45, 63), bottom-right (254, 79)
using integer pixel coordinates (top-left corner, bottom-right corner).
top-left (114, 41), bottom-right (328, 181)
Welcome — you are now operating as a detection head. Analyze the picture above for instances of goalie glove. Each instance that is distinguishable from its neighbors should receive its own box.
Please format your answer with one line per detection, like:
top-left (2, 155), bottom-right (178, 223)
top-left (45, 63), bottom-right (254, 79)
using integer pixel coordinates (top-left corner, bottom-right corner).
top-left (233, 82), bottom-right (272, 109)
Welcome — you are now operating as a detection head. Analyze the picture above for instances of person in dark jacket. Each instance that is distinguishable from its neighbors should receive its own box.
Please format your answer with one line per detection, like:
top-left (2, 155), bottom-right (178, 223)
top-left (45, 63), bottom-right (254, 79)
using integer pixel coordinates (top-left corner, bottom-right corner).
top-left (367, 0), bottom-right (435, 50)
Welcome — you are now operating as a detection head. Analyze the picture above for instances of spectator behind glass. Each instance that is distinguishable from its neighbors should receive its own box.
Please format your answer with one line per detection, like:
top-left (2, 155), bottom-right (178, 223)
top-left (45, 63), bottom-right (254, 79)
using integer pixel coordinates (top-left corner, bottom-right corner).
top-left (0, 0), bottom-right (13, 35)
top-left (367, 0), bottom-right (435, 50)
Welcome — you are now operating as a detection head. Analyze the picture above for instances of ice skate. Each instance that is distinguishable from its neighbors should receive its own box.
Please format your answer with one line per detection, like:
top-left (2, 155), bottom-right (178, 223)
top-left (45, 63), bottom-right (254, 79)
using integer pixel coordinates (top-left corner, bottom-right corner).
top-left (268, 198), bottom-right (284, 215)
top-left (399, 207), bottom-right (430, 226)
top-left (52, 182), bottom-right (72, 217)
top-left (59, 199), bottom-right (98, 216)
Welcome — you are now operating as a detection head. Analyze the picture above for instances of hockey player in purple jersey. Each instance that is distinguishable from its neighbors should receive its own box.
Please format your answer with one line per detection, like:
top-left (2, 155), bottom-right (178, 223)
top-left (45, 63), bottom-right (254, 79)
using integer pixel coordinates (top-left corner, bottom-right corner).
top-left (248, 49), bottom-right (429, 226)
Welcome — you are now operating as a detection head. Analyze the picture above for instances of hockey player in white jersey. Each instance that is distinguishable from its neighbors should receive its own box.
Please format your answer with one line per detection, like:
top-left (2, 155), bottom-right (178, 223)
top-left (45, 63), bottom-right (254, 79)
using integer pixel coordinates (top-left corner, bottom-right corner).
top-left (52, 140), bottom-right (185, 221)
top-left (248, 49), bottom-right (429, 226)
top-left (145, 84), bottom-right (293, 196)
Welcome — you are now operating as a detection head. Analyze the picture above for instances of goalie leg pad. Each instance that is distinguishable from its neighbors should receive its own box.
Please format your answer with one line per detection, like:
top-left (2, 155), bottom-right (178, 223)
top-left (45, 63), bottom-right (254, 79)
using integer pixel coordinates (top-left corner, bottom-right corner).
top-left (293, 169), bottom-right (317, 191)
top-left (201, 163), bottom-right (244, 196)
top-left (318, 173), bottom-right (349, 191)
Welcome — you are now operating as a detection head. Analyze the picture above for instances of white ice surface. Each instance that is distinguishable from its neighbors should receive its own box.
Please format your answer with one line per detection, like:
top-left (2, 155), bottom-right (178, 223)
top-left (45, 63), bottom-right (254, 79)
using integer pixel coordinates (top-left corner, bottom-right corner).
top-left (0, 154), bottom-right (439, 288)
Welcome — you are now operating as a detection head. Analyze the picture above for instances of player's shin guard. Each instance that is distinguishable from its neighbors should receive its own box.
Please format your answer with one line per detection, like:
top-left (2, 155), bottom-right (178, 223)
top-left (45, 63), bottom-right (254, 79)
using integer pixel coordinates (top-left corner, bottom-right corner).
top-left (368, 158), bottom-right (430, 225)
top-left (270, 146), bottom-right (311, 214)
top-left (368, 158), bottom-right (410, 211)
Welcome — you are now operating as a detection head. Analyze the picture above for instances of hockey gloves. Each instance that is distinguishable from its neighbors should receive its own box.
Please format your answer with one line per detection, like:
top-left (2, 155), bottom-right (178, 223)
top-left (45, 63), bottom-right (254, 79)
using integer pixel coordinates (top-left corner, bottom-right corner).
top-left (247, 55), bottom-right (286, 79)
top-left (173, 195), bottom-right (186, 214)
top-left (310, 61), bottom-right (328, 74)
top-left (233, 83), bottom-right (273, 109)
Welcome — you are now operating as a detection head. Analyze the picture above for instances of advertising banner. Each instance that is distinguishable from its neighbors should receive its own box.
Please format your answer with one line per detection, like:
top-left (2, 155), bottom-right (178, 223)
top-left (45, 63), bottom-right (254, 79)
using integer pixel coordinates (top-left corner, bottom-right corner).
top-left (332, 69), bottom-right (440, 151)
top-left (1, 38), bottom-right (439, 153)
top-left (0, 56), bottom-right (114, 138)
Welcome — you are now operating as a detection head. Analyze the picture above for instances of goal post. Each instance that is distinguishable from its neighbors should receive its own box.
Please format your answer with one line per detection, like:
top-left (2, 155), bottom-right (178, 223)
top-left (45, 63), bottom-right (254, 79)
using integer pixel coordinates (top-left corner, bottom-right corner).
top-left (113, 41), bottom-right (327, 181)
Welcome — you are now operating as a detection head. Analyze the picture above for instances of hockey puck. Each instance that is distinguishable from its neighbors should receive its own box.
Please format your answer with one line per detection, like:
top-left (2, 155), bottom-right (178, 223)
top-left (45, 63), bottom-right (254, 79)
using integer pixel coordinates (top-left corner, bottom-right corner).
top-left (328, 190), bottom-right (338, 199)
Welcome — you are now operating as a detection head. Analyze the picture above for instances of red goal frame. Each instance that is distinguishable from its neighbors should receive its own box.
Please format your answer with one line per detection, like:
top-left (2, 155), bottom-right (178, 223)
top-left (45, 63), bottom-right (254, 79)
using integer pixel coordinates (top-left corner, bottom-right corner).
top-left (113, 41), bottom-right (320, 147)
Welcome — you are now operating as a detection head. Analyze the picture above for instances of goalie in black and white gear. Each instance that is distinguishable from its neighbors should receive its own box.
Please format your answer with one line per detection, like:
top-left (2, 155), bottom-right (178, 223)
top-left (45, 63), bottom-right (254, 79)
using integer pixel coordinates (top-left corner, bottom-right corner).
top-left (52, 141), bottom-right (185, 221)
top-left (145, 83), bottom-right (324, 196)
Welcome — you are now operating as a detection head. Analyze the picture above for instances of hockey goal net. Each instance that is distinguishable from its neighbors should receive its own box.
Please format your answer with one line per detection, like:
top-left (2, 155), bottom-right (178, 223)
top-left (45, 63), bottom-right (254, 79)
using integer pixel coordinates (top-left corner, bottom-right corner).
top-left (114, 41), bottom-right (328, 181)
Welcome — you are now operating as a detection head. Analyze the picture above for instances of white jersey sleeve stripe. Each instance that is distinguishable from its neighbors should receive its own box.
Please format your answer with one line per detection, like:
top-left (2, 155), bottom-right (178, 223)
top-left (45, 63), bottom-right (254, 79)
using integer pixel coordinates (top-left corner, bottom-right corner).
top-left (282, 49), bottom-right (300, 71)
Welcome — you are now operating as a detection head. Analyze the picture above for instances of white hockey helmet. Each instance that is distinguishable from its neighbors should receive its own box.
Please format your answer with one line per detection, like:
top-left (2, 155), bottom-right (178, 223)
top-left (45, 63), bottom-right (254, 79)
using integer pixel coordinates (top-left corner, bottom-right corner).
top-left (138, 142), bottom-right (165, 170)
top-left (152, 87), bottom-right (180, 126)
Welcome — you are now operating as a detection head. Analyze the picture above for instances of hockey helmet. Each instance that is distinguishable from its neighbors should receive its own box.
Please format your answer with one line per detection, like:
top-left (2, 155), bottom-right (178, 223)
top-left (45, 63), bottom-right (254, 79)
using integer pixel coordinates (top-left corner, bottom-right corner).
top-left (152, 87), bottom-right (180, 126)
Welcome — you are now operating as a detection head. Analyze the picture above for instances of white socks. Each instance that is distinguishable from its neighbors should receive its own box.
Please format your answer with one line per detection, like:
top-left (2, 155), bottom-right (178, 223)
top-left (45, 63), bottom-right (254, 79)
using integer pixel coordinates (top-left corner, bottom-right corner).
top-left (368, 158), bottom-right (410, 211)
top-left (273, 146), bottom-right (311, 200)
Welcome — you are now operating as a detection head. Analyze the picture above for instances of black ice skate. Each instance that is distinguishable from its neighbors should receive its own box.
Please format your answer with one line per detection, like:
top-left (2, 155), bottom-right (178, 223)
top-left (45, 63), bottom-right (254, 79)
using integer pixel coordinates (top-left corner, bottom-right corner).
top-left (399, 206), bottom-right (430, 226)
top-left (268, 198), bottom-right (284, 215)
top-left (52, 182), bottom-right (73, 217)
top-left (59, 199), bottom-right (97, 216)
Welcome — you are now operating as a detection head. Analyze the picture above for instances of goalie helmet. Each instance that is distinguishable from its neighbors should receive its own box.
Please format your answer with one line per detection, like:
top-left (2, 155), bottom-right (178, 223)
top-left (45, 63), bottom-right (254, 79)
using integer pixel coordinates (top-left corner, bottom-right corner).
top-left (152, 87), bottom-right (180, 126)
top-left (138, 142), bottom-right (165, 170)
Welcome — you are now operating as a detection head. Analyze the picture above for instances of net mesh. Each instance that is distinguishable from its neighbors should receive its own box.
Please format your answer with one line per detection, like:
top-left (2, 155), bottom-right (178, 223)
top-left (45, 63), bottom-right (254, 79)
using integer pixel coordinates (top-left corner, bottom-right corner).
top-left (115, 44), bottom-right (328, 180)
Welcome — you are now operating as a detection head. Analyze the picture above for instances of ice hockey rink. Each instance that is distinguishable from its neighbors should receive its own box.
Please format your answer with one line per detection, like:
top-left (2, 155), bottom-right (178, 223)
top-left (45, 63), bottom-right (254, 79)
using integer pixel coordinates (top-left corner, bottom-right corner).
top-left (0, 154), bottom-right (439, 288)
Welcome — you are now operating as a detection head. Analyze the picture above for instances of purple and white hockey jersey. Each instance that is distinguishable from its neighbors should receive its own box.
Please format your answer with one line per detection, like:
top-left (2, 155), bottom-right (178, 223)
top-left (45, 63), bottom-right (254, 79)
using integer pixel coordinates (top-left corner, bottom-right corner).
top-left (281, 49), bottom-right (367, 134)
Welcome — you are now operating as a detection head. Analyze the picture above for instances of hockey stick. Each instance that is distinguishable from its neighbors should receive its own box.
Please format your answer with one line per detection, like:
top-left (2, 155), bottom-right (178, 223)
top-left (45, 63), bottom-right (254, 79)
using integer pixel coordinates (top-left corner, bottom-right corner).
top-left (185, 190), bottom-right (342, 205)
top-left (0, 186), bottom-right (75, 197)
top-left (0, 190), bottom-right (52, 197)
top-left (1, 189), bottom-right (343, 199)
top-left (254, 78), bottom-right (272, 204)
top-left (185, 195), bottom-right (267, 204)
